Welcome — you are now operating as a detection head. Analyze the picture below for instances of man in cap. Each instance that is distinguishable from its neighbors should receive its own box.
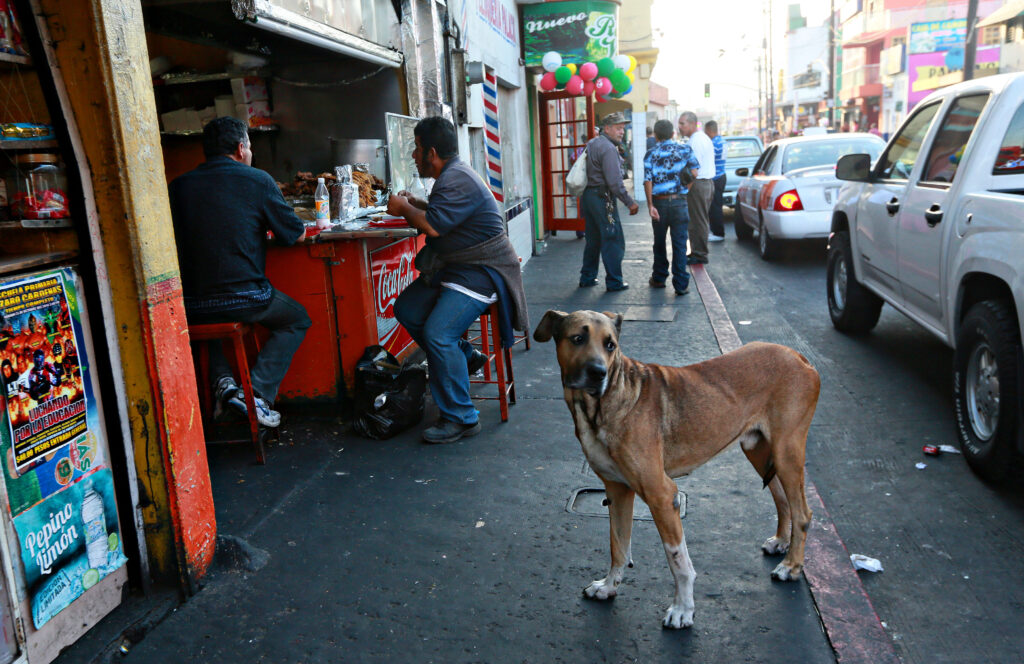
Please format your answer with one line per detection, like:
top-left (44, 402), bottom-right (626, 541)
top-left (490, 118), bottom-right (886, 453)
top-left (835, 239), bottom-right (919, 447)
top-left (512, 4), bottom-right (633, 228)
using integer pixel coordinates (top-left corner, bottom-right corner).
top-left (578, 111), bottom-right (639, 291)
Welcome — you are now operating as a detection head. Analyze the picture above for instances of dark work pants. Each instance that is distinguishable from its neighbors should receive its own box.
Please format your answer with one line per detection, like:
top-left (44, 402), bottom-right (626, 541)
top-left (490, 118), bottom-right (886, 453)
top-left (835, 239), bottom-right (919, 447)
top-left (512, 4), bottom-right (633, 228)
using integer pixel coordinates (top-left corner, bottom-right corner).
top-left (651, 197), bottom-right (690, 293)
top-left (709, 174), bottom-right (726, 237)
top-left (579, 186), bottom-right (626, 289)
top-left (190, 288), bottom-right (311, 403)
top-left (687, 179), bottom-right (715, 262)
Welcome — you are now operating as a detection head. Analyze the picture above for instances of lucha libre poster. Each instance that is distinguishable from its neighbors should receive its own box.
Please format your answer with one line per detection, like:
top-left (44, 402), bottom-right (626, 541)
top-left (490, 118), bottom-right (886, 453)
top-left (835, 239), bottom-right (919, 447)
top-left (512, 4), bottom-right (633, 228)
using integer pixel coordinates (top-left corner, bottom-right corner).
top-left (0, 269), bottom-right (104, 516)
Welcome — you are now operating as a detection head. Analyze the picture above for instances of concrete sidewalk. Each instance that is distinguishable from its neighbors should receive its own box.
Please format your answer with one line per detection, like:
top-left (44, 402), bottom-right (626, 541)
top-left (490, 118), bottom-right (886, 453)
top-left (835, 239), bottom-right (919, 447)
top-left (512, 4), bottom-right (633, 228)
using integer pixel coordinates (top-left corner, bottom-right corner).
top-left (60, 209), bottom-right (842, 663)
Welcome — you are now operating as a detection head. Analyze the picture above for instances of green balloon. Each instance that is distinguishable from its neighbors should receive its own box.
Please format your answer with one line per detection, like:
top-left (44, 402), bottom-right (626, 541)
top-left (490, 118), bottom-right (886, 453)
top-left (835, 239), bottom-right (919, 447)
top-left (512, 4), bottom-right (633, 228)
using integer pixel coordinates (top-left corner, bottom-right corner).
top-left (611, 70), bottom-right (630, 92)
top-left (554, 66), bottom-right (572, 85)
top-left (597, 57), bottom-right (615, 78)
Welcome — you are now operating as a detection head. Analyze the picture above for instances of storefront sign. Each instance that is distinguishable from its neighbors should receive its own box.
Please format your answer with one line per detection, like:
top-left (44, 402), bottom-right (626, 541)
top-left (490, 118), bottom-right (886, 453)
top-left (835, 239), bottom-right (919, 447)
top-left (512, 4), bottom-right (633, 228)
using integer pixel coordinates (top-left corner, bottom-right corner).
top-left (370, 239), bottom-right (419, 357)
top-left (909, 19), bottom-right (967, 55)
top-left (522, 0), bottom-right (618, 67)
top-left (908, 47), bottom-right (999, 107)
top-left (13, 467), bottom-right (126, 628)
top-left (452, 0), bottom-right (523, 85)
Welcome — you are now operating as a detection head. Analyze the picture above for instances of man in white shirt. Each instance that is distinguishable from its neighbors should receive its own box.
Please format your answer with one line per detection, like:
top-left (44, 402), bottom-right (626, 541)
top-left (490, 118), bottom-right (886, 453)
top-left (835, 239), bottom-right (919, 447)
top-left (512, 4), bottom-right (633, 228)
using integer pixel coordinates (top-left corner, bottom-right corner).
top-left (678, 111), bottom-right (716, 264)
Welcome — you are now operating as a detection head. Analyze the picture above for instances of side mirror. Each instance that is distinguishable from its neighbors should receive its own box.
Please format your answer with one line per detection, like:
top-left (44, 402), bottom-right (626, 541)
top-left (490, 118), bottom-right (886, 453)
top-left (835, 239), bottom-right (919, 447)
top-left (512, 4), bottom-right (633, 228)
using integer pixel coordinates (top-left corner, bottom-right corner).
top-left (836, 153), bottom-right (872, 181)
top-left (735, 167), bottom-right (749, 177)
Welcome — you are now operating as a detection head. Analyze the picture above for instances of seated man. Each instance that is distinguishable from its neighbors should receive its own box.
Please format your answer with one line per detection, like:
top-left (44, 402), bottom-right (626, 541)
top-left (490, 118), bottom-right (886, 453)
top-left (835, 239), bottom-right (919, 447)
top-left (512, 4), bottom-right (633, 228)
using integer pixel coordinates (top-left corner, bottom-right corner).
top-left (387, 117), bottom-right (528, 444)
top-left (169, 116), bottom-right (310, 428)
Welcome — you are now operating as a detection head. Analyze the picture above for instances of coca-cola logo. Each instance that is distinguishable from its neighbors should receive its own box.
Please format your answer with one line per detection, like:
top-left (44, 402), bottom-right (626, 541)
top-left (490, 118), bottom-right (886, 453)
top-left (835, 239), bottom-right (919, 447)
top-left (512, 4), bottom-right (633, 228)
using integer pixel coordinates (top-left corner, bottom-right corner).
top-left (376, 252), bottom-right (416, 315)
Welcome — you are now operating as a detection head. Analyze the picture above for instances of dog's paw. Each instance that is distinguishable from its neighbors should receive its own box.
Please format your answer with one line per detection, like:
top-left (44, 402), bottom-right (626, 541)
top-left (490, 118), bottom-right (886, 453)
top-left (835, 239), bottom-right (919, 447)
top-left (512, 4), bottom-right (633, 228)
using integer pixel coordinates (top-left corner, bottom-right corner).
top-left (583, 578), bottom-right (618, 600)
top-left (770, 562), bottom-right (803, 581)
top-left (662, 604), bottom-right (694, 629)
top-left (762, 536), bottom-right (790, 556)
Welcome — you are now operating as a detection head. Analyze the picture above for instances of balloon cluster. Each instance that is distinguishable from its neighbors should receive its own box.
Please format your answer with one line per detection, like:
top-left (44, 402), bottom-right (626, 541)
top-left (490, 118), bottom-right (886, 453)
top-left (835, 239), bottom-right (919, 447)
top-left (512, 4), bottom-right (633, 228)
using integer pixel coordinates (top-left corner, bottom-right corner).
top-left (539, 51), bottom-right (638, 102)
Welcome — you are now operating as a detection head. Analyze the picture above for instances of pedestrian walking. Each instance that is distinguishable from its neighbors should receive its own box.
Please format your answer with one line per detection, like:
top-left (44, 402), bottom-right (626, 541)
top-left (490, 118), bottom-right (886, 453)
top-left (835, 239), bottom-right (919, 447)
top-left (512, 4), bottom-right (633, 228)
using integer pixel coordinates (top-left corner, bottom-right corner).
top-left (387, 117), bottom-right (528, 444)
top-left (578, 111), bottom-right (639, 291)
top-left (643, 119), bottom-right (699, 296)
top-left (646, 126), bottom-right (657, 152)
top-left (705, 120), bottom-right (726, 242)
top-left (678, 111), bottom-right (715, 264)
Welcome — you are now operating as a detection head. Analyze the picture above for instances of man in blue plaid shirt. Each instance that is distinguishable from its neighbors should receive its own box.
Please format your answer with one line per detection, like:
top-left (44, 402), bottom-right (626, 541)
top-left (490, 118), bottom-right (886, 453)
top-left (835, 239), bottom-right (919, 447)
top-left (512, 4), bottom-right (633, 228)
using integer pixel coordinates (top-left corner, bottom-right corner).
top-left (642, 119), bottom-right (700, 295)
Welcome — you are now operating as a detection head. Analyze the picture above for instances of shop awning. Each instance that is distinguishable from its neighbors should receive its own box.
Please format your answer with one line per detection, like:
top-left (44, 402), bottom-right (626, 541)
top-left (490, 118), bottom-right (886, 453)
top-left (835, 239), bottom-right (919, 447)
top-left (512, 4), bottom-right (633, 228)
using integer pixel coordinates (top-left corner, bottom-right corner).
top-left (978, 0), bottom-right (1024, 28)
top-left (843, 27), bottom-right (905, 48)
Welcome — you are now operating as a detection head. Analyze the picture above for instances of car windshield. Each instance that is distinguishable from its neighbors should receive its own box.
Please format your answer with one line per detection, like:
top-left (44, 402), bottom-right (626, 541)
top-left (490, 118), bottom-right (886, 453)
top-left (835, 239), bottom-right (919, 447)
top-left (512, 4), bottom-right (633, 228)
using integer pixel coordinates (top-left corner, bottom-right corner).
top-left (725, 139), bottom-right (761, 159)
top-left (781, 139), bottom-right (883, 173)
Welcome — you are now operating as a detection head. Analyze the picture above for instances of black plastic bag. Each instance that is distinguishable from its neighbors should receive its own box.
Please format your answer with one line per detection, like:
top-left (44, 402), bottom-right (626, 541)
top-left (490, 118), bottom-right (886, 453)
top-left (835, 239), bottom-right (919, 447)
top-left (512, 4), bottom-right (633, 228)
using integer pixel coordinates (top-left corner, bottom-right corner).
top-left (352, 345), bottom-right (426, 440)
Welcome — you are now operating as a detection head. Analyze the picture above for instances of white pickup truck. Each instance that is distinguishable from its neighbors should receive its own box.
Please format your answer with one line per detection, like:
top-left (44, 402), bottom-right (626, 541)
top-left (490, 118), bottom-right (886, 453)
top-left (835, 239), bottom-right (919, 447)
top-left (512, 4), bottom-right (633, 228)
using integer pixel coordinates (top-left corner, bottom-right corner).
top-left (826, 73), bottom-right (1024, 481)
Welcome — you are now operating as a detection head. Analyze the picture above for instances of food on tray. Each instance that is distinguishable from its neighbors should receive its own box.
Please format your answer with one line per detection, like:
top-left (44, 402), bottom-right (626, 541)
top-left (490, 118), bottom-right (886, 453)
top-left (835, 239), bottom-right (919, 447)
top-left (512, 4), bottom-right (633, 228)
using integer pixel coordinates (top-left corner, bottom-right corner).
top-left (277, 169), bottom-right (385, 209)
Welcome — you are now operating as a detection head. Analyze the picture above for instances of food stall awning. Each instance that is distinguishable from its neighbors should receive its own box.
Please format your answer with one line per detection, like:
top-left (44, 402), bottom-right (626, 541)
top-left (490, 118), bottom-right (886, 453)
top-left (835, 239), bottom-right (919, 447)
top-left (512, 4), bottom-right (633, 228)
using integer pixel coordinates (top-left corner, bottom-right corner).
top-left (978, 1), bottom-right (1024, 28)
top-left (843, 27), bottom-right (905, 48)
top-left (246, 0), bottom-right (403, 68)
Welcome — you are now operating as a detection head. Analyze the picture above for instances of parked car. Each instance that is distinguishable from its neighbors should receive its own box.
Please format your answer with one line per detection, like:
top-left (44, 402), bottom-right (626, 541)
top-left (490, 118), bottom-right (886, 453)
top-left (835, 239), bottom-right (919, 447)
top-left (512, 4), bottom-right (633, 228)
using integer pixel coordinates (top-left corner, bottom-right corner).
top-left (827, 72), bottom-right (1024, 482)
top-left (721, 135), bottom-right (763, 209)
top-left (734, 133), bottom-right (885, 259)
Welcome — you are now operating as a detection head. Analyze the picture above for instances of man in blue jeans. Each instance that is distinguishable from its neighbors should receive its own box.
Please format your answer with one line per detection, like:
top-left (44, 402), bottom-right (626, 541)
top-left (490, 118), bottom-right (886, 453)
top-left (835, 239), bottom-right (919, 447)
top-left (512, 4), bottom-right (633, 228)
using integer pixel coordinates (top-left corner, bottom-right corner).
top-left (388, 117), bottom-right (527, 444)
top-left (579, 112), bottom-right (640, 291)
top-left (643, 119), bottom-right (699, 295)
top-left (170, 117), bottom-right (310, 428)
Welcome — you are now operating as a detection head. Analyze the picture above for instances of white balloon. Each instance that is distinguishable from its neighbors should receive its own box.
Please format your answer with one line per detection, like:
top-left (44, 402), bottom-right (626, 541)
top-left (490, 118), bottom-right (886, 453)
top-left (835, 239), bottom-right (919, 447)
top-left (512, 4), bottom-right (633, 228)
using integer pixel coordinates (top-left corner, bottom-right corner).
top-left (542, 51), bottom-right (562, 72)
top-left (612, 54), bottom-right (630, 71)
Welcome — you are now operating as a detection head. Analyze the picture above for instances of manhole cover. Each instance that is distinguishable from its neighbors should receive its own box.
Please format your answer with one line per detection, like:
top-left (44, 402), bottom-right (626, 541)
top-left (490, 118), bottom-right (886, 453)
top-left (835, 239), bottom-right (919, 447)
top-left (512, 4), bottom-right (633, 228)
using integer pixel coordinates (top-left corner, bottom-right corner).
top-left (567, 487), bottom-right (687, 520)
top-left (623, 306), bottom-right (677, 322)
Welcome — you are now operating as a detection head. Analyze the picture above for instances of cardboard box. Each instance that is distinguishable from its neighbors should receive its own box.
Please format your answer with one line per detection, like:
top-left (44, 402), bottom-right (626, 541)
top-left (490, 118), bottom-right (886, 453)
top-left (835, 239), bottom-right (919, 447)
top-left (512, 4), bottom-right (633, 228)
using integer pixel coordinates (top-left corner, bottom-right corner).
top-left (235, 101), bottom-right (273, 127)
top-left (160, 108), bottom-right (202, 133)
top-left (230, 77), bottom-right (269, 104)
top-left (214, 95), bottom-right (235, 118)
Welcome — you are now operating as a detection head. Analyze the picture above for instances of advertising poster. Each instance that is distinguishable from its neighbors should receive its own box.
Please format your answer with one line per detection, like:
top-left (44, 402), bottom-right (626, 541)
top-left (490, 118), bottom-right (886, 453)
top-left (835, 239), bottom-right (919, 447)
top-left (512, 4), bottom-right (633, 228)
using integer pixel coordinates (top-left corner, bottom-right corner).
top-left (909, 19), bottom-right (967, 55)
top-left (12, 468), bottom-right (126, 628)
top-left (0, 268), bottom-right (105, 516)
top-left (522, 0), bottom-right (617, 67)
top-left (908, 47), bottom-right (999, 108)
top-left (370, 239), bottom-right (419, 357)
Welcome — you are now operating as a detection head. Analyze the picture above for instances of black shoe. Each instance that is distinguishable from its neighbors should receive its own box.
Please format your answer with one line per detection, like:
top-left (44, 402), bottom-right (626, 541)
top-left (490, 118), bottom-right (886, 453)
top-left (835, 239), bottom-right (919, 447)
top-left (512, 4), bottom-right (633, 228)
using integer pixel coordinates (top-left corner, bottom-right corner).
top-left (606, 282), bottom-right (630, 292)
top-left (422, 418), bottom-right (482, 444)
top-left (686, 257), bottom-right (708, 265)
top-left (578, 279), bottom-right (599, 288)
top-left (675, 286), bottom-right (690, 295)
top-left (649, 278), bottom-right (666, 288)
top-left (467, 350), bottom-right (488, 375)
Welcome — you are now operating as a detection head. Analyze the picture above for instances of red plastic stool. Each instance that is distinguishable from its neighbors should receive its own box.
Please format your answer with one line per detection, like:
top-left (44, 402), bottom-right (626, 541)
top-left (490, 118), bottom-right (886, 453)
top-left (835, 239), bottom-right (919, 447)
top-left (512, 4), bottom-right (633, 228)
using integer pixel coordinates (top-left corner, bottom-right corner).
top-left (467, 303), bottom-right (517, 422)
top-left (189, 322), bottom-right (265, 464)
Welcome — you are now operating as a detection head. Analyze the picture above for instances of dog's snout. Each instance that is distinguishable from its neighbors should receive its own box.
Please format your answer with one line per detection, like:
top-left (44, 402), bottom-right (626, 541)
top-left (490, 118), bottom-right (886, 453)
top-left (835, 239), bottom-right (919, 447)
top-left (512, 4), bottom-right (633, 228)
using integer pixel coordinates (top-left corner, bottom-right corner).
top-left (586, 361), bottom-right (607, 381)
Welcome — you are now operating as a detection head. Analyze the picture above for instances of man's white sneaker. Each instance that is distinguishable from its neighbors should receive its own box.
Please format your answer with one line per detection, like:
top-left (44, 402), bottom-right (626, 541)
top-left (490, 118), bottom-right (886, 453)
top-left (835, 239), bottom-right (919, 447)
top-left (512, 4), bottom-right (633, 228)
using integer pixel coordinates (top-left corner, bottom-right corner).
top-left (708, 234), bottom-right (725, 242)
top-left (224, 387), bottom-right (282, 428)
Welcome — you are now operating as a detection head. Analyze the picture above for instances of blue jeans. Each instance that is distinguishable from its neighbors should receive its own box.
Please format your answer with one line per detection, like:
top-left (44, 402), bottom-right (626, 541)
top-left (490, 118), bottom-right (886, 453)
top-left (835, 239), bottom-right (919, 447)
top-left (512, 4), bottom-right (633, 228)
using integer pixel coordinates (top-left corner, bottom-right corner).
top-left (191, 288), bottom-right (311, 403)
top-left (579, 187), bottom-right (626, 288)
top-left (394, 278), bottom-right (490, 425)
top-left (651, 198), bottom-right (690, 293)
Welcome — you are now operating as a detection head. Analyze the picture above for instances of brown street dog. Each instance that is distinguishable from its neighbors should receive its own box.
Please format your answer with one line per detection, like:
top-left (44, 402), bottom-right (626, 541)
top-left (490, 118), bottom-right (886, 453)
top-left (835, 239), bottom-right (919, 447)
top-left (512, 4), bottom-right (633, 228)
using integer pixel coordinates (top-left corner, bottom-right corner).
top-left (533, 309), bottom-right (820, 629)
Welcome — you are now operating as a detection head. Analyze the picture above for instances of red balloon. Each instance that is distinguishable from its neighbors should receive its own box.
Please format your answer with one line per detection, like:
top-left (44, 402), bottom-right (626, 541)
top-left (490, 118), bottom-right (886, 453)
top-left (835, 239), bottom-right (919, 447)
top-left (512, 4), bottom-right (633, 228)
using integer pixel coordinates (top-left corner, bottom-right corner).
top-left (594, 77), bottom-right (612, 96)
top-left (595, 94), bottom-right (608, 103)
top-left (566, 75), bottom-right (584, 95)
top-left (540, 72), bottom-right (557, 92)
top-left (579, 62), bottom-right (599, 81)
top-left (582, 80), bottom-right (596, 96)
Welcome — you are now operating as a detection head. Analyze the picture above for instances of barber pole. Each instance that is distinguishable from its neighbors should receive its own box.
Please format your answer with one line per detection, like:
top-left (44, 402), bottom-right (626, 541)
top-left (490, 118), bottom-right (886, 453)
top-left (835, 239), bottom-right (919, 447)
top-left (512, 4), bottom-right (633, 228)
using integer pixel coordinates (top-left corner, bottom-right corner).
top-left (482, 68), bottom-right (504, 203)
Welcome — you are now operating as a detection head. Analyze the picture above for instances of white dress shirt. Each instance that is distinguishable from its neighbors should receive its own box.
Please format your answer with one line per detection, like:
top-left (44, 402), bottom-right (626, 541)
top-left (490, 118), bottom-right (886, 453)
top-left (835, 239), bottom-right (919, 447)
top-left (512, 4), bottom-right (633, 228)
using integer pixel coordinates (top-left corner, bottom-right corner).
top-left (688, 130), bottom-right (716, 180)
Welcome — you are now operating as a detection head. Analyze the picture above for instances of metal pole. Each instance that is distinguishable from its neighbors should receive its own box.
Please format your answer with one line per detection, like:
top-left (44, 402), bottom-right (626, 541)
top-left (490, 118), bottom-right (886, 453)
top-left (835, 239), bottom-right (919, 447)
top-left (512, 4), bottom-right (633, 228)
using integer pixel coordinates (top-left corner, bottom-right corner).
top-left (828, 0), bottom-right (836, 127)
top-left (964, 0), bottom-right (979, 81)
top-left (768, 0), bottom-right (775, 132)
top-left (758, 55), bottom-right (764, 138)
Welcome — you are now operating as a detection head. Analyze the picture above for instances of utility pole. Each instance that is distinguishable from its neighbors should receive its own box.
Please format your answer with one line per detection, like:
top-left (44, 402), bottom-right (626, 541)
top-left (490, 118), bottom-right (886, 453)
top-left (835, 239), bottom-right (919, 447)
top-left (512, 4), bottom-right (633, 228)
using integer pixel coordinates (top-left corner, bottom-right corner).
top-left (768, 0), bottom-right (775, 132)
top-left (963, 0), bottom-right (979, 81)
top-left (758, 55), bottom-right (764, 137)
top-left (828, 0), bottom-right (836, 127)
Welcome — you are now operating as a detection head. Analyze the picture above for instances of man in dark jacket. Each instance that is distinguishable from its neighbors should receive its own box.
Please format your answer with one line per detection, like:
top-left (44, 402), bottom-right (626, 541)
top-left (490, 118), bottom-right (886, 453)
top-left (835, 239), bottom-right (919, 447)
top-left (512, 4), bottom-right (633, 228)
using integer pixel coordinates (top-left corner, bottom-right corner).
top-left (578, 112), bottom-right (640, 291)
top-left (387, 117), bottom-right (525, 444)
top-left (170, 117), bottom-right (310, 428)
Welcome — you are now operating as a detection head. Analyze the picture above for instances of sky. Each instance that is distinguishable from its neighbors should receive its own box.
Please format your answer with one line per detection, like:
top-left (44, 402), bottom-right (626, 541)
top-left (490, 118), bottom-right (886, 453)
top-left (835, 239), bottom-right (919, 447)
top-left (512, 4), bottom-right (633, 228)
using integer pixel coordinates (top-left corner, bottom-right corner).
top-left (650, 0), bottom-right (830, 112)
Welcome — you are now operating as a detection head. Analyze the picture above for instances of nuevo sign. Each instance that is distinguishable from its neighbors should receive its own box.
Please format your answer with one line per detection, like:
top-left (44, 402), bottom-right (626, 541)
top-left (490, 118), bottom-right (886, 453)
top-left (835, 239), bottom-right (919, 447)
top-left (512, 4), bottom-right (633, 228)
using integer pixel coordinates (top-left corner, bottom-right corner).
top-left (522, 0), bottom-right (618, 68)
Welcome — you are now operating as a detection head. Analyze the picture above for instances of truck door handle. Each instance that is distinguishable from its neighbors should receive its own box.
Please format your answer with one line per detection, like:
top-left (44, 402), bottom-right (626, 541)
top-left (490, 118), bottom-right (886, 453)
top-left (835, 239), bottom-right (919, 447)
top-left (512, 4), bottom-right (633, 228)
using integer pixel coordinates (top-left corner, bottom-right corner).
top-left (924, 204), bottom-right (943, 227)
top-left (885, 197), bottom-right (900, 215)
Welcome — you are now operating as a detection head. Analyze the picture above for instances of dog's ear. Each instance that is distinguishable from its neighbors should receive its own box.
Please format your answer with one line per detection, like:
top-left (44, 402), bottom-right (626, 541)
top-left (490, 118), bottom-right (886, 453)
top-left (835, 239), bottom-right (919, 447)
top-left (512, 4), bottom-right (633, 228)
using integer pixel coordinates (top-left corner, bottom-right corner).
top-left (602, 311), bottom-right (623, 336)
top-left (533, 310), bottom-right (568, 342)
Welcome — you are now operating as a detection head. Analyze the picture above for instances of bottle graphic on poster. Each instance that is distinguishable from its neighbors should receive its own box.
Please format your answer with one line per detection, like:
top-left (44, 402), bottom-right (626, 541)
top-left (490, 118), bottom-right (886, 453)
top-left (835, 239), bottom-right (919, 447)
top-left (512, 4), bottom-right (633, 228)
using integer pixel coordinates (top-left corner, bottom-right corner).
top-left (81, 482), bottom-right (108, 569)
top-left (314, 177), bottom-right (330, 230)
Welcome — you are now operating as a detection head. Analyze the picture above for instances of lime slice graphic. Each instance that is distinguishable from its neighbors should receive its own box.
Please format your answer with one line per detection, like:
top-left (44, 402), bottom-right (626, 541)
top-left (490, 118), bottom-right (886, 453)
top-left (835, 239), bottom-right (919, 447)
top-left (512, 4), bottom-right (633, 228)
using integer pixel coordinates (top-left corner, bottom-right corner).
top-left (82, 568), bottom-right (100, 590)
top-left (108, 533), bottom-right (119, 552)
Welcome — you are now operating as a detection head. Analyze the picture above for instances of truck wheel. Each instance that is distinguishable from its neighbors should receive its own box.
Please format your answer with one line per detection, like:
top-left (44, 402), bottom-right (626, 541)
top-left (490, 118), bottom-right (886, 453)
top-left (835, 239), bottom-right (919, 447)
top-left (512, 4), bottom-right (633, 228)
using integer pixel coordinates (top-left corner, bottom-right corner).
top-left (735, 214), bottom-right (753, 241)
top-left (826, 231), bottom-right (882, 334)
top-left (758, 215), bottom-right (776, 260)
top-left (953, 301), bottom-right (1021, 482)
